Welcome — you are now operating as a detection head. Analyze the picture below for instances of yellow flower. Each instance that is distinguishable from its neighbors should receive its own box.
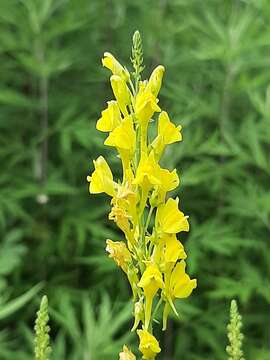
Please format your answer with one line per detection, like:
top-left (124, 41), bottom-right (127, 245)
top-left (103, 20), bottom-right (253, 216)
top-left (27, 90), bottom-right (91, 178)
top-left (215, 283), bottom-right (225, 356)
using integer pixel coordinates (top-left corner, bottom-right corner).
top-left (152, 111), bottom-right (182, 157)
top-left (115, 185), bottom-right (138, 230)
top-left (87, 156), bottom-right (116, 197)
top-left (159, 168), bottom-right (179, 192)
top-left (152, 234), bottom-right (186, 272)
top-left (104, 116), bottom-right (136, 153)
top-left (138, 263), bottom-right (164, 329)
top-left (133, 153), bottom-right (178, 204)
top-left (133, 152), bottom-right (162, 188)
top-left (162, 260), bottom-right (197, 330)
top-left (109, 204), bottom-right (131, 239)
top-left (154, 168), bottom-right (179, 203)
top-left (138, 263), bottom-right (163, 297)
top-left (137, 329), bottom-right (161, 360)
top-left (145, 65), bottom-right (165, 97)
top-left (105, 239), bottom-right (132, 273)
top-left (163, 234), bottom-right (187, 263)
top-left (156, 197), bottom-right (189, 234)
top-left (135, 84), bottom-right (161, 127)
top-left (104, 115), bottom-right (136, 180)
top-left (110, 75), bottom-right (131, 116)
top-left (102, 52), bottom-right (130, 81)
top-left (119, 345), bottom-right (136, 360)
top-left (161, 234), bottom-right (187, 264)
top-left (158, 111), bottom-right (182, 144)
top-left (96, 101), bottom-right (121, 132)
top-left (169, 261), bottom-right (197, 299)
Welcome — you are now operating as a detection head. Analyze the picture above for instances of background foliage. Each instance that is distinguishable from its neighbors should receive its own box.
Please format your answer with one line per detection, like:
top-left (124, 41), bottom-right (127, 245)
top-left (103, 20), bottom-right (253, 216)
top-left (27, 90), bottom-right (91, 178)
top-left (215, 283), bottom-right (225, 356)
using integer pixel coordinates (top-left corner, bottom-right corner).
top-left (0, 0), bottom-right (269, 359)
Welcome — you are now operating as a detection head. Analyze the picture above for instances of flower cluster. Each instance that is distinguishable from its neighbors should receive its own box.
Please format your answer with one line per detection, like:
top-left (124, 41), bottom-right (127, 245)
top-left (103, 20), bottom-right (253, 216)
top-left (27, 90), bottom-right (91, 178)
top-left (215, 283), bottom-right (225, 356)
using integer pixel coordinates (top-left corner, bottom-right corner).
top-left (87, 32), bottom-right (197, 359)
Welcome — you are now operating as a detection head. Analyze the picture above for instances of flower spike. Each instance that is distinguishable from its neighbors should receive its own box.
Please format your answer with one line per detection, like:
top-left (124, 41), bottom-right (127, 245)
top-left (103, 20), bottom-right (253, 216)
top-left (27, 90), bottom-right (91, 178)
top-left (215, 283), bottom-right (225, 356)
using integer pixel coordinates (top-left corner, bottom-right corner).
top-left (88, 31), bottom-right (196, 360)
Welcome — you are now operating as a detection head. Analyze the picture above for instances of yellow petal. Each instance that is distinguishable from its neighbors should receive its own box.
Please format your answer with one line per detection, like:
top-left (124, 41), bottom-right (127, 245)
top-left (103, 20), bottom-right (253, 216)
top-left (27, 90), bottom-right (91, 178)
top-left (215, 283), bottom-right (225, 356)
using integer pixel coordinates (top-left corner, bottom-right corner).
top-left (102, 52), bottom-right (130, 81)
top-left (159, 168), bottom-right (179, 192)
top-left (138, 263), bottom-right (164, 296)
top-left (135, 85), bottom-right (161, 126)
top-left (104, 116), bottom-right (136, 152)
top-left (137, 330), bottom-right (161, 360)
top-left (96, 101), bottom-right (121, 132)
top-left (164, 234), bottom-right (187, 263)
top-left (119, 345), bottom-right (136, 360)
top-left (170, 261), bottom-right (197, 298)
top-left (110, 75), bottom-right (131, 116)
top-left (133, 152), bottom-right (162, 187)
top-left (138, 264), bottom-right (163, 330)
top-left (145, 65), bottom-right (165, 97)
top-left (105, 239), bottom-right (132, 273)
top-left (156, 198), bottom-right (189, 234)
top-left (88, 156), bottom-right (116, 197)
top-left (158, 111), bottom-right (182, 144)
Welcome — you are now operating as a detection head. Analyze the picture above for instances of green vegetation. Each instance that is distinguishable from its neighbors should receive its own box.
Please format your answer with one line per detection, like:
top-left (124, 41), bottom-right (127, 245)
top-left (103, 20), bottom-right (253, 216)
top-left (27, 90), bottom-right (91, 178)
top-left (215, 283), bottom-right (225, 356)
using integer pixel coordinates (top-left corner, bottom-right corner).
top-left (0, 0), bottom-right (269, 359)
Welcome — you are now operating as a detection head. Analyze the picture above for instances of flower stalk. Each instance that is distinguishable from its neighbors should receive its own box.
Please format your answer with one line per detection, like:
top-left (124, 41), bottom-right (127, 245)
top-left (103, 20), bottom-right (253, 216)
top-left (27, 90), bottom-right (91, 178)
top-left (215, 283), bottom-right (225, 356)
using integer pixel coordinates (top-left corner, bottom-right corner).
top-left (88, 31), bottom-right (197, 360)
top-left (34, 295), bottom-right (51, 360)
top-left (226, 299), bottom-right (245, 360)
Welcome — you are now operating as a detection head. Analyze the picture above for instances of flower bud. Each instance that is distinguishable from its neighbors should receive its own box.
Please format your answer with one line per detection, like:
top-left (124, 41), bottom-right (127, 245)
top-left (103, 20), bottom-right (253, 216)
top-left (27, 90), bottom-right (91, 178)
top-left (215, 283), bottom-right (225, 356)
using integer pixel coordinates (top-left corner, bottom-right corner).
top-left (131, 299), bottom-right (144, 331)
top-left (145, 65), bottom-right (165, 97)
top-left (110, 75), bottom-right (131, 116)
top-left (102, 52), bottom-right (130, 81)
top-left (119, 345), bottom-right (136, 360)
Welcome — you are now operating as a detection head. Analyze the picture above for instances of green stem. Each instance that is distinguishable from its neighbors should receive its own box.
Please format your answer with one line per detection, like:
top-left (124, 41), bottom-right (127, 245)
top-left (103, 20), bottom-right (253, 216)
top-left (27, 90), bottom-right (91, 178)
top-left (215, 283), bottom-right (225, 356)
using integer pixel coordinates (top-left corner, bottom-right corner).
top-left (152, 297), bottom-right (162, 320)
top-left (129, 79), bottom-right (136, 97)
top-left (144, 206), bottom-right (154, 235)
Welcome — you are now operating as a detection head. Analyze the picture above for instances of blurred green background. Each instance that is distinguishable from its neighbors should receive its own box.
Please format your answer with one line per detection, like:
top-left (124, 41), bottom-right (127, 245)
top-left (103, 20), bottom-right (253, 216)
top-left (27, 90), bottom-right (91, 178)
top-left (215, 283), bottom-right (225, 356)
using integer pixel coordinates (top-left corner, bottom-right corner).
top-left (0, 0), bottom-right (269, 359)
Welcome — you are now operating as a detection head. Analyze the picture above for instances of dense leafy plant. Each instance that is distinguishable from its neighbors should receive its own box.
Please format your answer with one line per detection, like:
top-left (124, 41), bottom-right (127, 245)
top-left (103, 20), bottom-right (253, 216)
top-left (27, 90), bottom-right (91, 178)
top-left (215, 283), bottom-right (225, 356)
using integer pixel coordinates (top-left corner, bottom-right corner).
top-left (0, 0), bottom-right (269, 359)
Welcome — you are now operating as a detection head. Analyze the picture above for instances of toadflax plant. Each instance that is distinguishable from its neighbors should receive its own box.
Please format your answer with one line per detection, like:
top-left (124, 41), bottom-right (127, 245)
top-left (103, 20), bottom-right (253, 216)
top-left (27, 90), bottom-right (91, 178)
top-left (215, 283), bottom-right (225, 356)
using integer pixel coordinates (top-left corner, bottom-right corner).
top-left (87, 31), bottom-right (197, 359)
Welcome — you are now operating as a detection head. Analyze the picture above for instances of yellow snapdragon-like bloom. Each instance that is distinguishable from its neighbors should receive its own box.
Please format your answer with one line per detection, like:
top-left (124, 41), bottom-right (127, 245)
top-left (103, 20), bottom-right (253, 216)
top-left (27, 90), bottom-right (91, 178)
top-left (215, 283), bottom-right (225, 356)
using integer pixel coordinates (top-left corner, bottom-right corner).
top-left (154, 168), bottom-right (179, 204)
top-left (133, 152), bottom-right (179, 197)
top-left (119, 345), bottom-right (136, 360)
top-left (152, 234), bottom-right (186, 275)
top-left (135, 83), bottom-right (161, 127)
top-left (109, 205), bottom-right (131, 239)
top-left (104, 116), bottom-right (136, 153)
top-left (152, 111), bottom-right (182, 158)
top-left (110, 75), bottom-right (131, 117)
top-left (138, 263), bottom-right (164, 330)
top-left (102, 52), bottom-right (130, 81)
top-left (137, 329), bottom-right (161, 360)
top-left (106, 239), bottom-right (132, 273)
top-left (133, 152), bottom-right (162, 188)
top-left (164, 234), bottom-right (186, 263)
top-left (156, 197), bottom-right (189, 234)
top-left (88, 33), bottom-right (197, 359)
top-left (158, 111), bottom-right (182, 145)
top-left (169, 261), bottom-right (197, 299)
top-left (145, 65), bottom-right (165, 97)
top-left (162, 260), bottom-right (197, 330)
top-left (115, 185), bottom-right (138, 231)
top-left (96, 100), bottom-right (121, 132)
top-left (87, 156), bottom-right (116, 197)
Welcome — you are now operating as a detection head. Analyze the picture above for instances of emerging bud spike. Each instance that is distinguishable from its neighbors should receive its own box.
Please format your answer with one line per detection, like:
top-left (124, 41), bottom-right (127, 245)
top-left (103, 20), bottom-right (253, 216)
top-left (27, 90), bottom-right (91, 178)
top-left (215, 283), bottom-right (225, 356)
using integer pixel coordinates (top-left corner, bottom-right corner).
top-left (34, 296), bottom-right (51, 360)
